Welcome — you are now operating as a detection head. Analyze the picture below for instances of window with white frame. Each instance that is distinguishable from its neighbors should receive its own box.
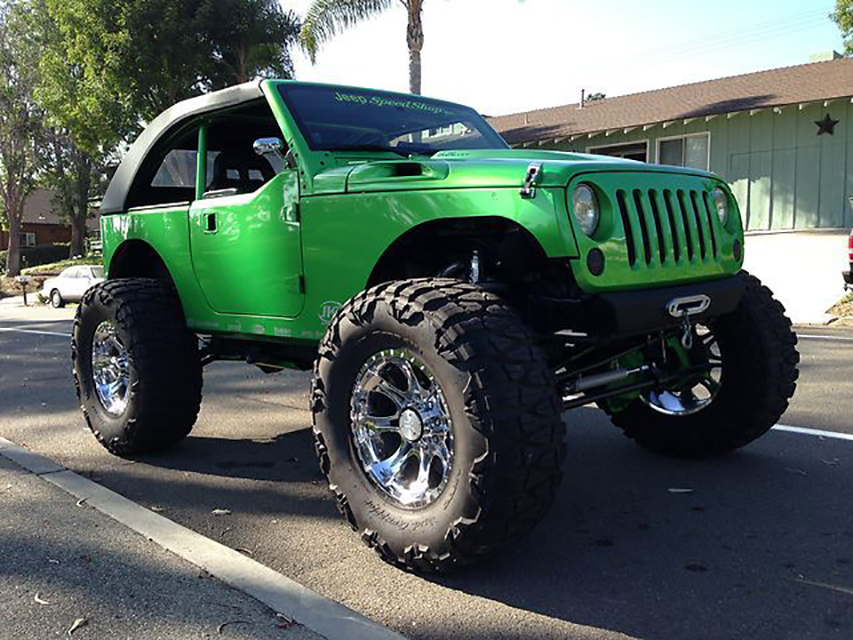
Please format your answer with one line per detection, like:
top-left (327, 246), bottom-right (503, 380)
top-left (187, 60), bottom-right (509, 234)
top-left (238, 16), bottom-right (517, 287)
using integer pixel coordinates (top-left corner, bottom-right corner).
top-left (657, 133), bottom-right (710, 171)
top-left (22, 232), bottom-right (36, 247)
top-left (587, 141), bottom-right (648, 162)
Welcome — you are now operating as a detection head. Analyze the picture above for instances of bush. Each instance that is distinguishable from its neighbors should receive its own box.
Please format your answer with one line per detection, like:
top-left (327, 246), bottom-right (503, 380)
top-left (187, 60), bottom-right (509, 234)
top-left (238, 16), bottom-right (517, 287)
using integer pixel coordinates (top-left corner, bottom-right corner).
top-left (0, 244), bottom-right (72, 274)
top-left (23, 244), bottom-right (70, 267)
top-left (23, 255), bottom-right (102, 276)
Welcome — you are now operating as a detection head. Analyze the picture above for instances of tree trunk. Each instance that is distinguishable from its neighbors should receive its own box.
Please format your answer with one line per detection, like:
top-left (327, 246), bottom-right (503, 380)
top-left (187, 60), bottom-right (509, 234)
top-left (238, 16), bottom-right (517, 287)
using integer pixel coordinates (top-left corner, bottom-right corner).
top-left (68, 152), bottom-right (92, 258)
top-left (70, 207), bottom-right (87, 257)
top-left (5, 202), bottom-right (21, 277)
top-left (406, 0), bottom-right (424, 95)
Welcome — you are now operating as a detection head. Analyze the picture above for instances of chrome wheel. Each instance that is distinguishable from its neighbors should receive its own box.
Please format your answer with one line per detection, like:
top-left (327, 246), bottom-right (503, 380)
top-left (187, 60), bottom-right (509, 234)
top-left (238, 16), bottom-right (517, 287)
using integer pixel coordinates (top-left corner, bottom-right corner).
top-left (643, 326), bottom-right (723, 416)
top-left (91, 320), bottom-right (130, 417)
top-left (350, 348), bottom-right (453, 509)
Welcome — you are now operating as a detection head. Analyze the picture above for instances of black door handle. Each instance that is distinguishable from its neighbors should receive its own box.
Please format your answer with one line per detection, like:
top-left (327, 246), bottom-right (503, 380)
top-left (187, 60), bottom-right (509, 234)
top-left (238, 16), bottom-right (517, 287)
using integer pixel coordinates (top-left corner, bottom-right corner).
top-left (204, 212), bottom-right (217, 233)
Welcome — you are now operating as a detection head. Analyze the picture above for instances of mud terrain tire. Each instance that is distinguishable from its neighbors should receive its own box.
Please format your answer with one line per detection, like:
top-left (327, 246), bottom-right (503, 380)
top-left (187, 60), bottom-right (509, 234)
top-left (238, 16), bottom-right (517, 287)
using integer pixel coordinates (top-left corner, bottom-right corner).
top-left (72, 278), bottom-right (202, 456)
top-left (312, 279), bottom-right (566, 573)
top-left (607, 272), bottom-right (799, 458)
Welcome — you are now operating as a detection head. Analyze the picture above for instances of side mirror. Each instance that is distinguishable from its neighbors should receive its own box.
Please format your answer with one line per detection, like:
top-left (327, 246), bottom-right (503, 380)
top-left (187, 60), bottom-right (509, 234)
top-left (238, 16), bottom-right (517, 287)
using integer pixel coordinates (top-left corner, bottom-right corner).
top-left (253, 137), bottom-right (284, 158)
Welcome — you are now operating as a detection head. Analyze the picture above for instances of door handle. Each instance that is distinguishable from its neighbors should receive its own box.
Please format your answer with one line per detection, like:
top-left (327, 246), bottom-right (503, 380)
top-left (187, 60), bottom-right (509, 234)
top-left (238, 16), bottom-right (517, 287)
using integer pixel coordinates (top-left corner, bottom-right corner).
top-left (203, 212), bottom-right (217, 234)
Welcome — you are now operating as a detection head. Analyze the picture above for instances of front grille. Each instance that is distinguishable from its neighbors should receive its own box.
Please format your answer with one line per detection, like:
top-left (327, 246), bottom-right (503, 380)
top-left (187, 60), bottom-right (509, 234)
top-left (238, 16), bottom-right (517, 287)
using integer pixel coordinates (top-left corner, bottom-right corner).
top-left (616, 187), bottom-right (720, 268)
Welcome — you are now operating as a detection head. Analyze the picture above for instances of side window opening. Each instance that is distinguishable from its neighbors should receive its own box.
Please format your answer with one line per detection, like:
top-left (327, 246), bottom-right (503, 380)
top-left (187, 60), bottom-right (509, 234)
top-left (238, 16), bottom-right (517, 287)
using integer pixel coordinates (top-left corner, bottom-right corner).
top-left (205, 102), bottom-right (286, 197)
top-left (152, 149), bottom-right (197, 188)
top-left (126, 127), bottom-right (198, 209)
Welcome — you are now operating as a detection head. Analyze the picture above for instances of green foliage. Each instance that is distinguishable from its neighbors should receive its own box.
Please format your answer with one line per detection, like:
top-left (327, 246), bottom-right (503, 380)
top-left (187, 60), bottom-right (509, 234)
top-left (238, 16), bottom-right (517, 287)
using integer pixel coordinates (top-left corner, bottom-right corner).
top-left (0, 0), bottom-right (48, 275)
top-left (201, 0), bottom-right (301, 86)
top-left (586, 92), bottom-right (606, 103)
top-left (300, 0), bottom-right (395, 64)
top-left (22, 254), bottom-right (100, 275)
top-left (38, 0), bottom-right (301, 154)
top-left (832, 0), bottom-right (853, 54)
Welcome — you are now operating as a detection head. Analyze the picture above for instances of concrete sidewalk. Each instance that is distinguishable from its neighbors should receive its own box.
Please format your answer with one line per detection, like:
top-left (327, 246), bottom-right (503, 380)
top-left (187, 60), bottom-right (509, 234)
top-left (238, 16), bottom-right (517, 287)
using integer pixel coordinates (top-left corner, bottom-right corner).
top-left (0, 296), bottom-right (76, 324)
top-left (743, 230), bottom-right (849, 325)
top-left (0, 454), bottom-right (322, 640)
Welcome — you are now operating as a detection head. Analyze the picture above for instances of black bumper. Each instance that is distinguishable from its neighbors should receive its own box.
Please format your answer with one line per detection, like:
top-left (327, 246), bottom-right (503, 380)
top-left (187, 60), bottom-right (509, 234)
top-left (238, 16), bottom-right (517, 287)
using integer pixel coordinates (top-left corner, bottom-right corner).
top-left (529, 276), bottom-right (745, 338)
top-left (844, 270), bottom-right (853, 288)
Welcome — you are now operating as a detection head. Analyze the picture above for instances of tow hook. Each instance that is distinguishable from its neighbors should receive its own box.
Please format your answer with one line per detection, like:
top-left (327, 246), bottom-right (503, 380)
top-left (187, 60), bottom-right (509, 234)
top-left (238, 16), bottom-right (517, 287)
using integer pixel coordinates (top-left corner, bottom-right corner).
top-left (667, 294), bottom-right (710, 349)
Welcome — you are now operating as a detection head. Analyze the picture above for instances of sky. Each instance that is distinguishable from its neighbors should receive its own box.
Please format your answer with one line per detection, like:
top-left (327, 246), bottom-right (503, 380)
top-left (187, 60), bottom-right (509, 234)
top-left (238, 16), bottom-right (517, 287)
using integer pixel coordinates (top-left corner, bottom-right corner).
top-left (281, 0), bottom-right (845, 116)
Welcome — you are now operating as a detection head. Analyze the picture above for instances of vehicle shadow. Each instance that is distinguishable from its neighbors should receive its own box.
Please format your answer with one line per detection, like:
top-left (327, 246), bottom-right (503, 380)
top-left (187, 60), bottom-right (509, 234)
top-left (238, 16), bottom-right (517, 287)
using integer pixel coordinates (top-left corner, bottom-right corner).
top-left (425, 410), bottom-right (853, 640)
top-left (140, 430), bottom-right (322, 484)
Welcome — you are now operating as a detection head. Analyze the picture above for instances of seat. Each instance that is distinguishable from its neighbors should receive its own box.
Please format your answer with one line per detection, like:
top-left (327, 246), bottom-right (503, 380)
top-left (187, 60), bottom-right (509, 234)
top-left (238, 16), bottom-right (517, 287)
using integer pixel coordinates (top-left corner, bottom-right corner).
top-left (210, 149), bottom-right (276, 194)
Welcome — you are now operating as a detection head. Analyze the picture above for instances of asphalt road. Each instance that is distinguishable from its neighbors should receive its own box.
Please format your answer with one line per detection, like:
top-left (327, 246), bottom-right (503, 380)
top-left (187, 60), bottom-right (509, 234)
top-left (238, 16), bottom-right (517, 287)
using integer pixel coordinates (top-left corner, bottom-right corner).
top-left (1, 308), bottom-right (852, 639)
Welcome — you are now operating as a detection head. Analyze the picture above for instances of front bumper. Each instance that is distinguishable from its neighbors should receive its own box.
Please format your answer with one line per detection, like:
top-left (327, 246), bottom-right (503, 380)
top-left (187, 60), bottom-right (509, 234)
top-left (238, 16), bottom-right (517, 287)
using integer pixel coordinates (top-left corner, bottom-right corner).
top-left (529, 276), bottom-right (745, 338)
top-left (844, 269), bottom-right (852, 289)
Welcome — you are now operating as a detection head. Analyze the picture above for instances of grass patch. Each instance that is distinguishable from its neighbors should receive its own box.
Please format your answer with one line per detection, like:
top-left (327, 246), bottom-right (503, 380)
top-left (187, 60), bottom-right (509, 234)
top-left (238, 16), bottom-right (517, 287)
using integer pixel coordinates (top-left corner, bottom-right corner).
top-left (22, 256), bottom-right (102, 276)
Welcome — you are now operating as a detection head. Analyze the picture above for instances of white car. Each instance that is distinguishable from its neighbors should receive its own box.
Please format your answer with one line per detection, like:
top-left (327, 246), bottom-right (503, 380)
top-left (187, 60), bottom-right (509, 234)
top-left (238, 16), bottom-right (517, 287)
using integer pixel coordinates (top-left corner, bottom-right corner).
top-left (41, 265), bottom-right (105, 308)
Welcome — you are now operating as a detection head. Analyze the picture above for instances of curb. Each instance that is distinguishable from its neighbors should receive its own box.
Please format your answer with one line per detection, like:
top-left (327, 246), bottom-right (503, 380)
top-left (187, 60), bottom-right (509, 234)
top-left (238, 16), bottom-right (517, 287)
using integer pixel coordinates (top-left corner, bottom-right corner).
top-left (0, 437), bottom-right (406, 640)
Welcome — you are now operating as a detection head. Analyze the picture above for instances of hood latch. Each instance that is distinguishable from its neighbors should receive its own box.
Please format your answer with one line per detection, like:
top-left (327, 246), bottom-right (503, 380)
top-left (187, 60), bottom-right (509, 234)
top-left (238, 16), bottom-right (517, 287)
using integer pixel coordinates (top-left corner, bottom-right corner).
top-left (519, 163), bottom-right (542, 199)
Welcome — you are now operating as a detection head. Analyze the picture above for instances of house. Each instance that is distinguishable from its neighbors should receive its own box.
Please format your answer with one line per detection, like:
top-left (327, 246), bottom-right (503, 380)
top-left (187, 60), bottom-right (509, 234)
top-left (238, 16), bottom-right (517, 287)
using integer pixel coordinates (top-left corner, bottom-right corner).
top-left (0, 189), bottom-right (99, 249)
top-left (489, 54), bottom-right (853, 232)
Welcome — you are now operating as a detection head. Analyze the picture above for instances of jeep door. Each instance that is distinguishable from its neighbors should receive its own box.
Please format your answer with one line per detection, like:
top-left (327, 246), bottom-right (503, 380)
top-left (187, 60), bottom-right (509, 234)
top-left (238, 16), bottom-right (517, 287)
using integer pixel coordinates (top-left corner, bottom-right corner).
top-left (188, 106), bottom-right (304, 318)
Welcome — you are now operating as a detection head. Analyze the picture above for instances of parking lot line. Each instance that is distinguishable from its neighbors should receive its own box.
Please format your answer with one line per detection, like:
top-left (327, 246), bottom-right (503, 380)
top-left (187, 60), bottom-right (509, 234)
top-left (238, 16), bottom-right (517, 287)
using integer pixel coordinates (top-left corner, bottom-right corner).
top-left (774, 425), bottom-right (853, 443)
top-left (0, 326), bottom-right (72, 338)
top-left (0, 436), bottom-right (404, 640)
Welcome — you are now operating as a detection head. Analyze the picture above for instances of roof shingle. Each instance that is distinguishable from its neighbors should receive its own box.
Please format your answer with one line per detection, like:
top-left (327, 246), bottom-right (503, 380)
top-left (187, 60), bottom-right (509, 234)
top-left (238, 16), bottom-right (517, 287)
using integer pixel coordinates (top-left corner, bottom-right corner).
top-left (489, 58), bottom-right (853, 145)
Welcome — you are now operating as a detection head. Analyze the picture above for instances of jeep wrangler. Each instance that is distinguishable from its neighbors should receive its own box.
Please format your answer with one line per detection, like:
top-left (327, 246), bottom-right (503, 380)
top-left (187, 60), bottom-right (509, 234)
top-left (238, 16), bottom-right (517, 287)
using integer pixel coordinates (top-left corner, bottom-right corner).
top-left (73, 80), bottom-right (799, 574)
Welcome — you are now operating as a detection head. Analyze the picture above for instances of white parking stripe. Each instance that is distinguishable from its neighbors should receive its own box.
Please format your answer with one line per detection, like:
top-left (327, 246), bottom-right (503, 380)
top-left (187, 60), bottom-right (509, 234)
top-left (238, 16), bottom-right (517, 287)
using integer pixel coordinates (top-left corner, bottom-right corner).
top-left (797, 334), bottom-right (853, 342)
top-left (0, 437), bottom-right (403, 640)
top-left (774, 424), bottom-right (853, 443)
top-left (0, 327), bottom-right (71, 338)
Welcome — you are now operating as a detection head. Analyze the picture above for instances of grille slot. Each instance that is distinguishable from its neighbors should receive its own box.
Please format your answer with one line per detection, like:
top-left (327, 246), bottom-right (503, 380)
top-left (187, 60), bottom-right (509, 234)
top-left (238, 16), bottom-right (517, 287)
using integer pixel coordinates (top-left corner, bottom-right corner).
top-left (689, 191), bottom-right (708, 260)
top-left (662, 190), bottom-right (683, 263)
top-left (616, 190), bottom-right (638, 266)
top-left (701, 191), bottom-right (720, 258)
top-left (616, 186), bottom-right (720, 268)
top-left (632, 189), bottom-right (653, 264)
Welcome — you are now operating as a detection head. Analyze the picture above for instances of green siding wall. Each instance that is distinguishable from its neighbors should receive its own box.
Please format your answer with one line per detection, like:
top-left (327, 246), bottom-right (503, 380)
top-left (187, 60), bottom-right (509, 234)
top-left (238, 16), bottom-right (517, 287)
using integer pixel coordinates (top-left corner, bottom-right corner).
top-left (540, 99), bottom-right (853, 231)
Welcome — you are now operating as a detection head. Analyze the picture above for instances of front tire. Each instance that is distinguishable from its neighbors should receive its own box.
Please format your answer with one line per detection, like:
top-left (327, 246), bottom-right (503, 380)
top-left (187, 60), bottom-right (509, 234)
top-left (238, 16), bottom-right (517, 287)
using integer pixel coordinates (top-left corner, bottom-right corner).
top-left (606, 272), bottom-right (799, 458)
top-left (50, 289), bottom-right (65, 308)
top-left (72, 278), bottom-right (202, 456)
top-left (312, 279), bottom-right (566, 573)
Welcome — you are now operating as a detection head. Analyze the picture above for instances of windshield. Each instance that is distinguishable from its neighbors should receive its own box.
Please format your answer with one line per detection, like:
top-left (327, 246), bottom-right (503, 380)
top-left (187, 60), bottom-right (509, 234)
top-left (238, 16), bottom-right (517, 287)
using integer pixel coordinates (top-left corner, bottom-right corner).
top-left (92, 266), bottom-right (104, 278)
top-left (278, 84), bottom-right (508, 155)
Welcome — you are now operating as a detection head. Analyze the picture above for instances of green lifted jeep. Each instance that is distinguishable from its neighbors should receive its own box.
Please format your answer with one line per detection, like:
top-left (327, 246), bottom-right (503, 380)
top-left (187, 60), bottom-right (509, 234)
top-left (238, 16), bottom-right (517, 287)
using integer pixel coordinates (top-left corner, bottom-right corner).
top-left (73, 80), bottom-right (799, 573)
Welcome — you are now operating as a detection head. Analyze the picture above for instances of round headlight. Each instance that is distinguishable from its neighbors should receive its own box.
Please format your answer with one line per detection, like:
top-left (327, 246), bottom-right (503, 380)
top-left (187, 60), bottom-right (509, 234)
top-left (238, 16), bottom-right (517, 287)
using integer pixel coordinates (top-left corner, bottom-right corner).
top-left (712, 187), bottom-right (728, 225)
top-left (573, 184), bottom-right (599, 236)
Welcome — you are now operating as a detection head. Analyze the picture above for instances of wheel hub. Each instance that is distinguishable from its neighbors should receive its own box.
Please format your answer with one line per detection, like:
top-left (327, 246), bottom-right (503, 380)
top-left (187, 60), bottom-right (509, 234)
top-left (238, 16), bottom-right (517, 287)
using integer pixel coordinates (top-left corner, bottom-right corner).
top-left (642, 325), bottom-right (723, 416)
top-left (350, 348), bottom-right (453, 509)
top-left (398, 408), bottom-right (424, 442)
top-left (91, 320), bottom-right (130, 417)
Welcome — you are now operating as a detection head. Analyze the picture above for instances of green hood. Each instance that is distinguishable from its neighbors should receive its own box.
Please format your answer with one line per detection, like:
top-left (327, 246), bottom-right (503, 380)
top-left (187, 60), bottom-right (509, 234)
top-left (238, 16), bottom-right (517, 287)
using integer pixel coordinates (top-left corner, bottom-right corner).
top-left (311, 148), bottom-right (711, 195)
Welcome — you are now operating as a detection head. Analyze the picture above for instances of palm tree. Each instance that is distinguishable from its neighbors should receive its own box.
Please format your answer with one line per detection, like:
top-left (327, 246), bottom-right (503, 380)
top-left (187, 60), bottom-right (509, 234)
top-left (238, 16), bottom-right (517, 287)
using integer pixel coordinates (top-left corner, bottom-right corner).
top-left (300, 0), bottom-right (425, 95)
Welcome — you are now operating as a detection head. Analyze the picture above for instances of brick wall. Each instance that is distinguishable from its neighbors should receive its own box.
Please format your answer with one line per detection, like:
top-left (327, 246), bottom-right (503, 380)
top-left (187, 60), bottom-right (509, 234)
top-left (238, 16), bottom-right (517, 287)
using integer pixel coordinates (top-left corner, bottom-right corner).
top-left (0, 223), bottom-right (71, 249)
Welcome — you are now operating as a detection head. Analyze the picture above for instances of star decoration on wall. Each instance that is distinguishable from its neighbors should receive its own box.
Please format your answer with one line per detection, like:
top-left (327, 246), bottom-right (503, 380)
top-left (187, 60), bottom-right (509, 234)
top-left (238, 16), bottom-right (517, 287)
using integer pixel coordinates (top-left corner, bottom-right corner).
top-left (815, 113), bottom-right (839, 136)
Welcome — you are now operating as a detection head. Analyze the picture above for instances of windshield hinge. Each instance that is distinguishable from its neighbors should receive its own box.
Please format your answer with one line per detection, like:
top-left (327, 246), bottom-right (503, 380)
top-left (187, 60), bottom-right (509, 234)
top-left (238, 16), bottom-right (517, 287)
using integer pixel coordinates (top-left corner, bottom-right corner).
top-left (519, 163), bottom-right (542, 199)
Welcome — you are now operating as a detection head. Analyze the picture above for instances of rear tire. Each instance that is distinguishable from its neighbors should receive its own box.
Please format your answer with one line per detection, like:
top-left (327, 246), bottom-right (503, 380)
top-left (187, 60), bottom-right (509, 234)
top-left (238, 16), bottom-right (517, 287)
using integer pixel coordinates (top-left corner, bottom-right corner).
top-left (312, 279), bottom-right (566, 573)
top-left (72, 278), bottom-right (202, 456)
top-left (606, 272), bottom-right (799, 458)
